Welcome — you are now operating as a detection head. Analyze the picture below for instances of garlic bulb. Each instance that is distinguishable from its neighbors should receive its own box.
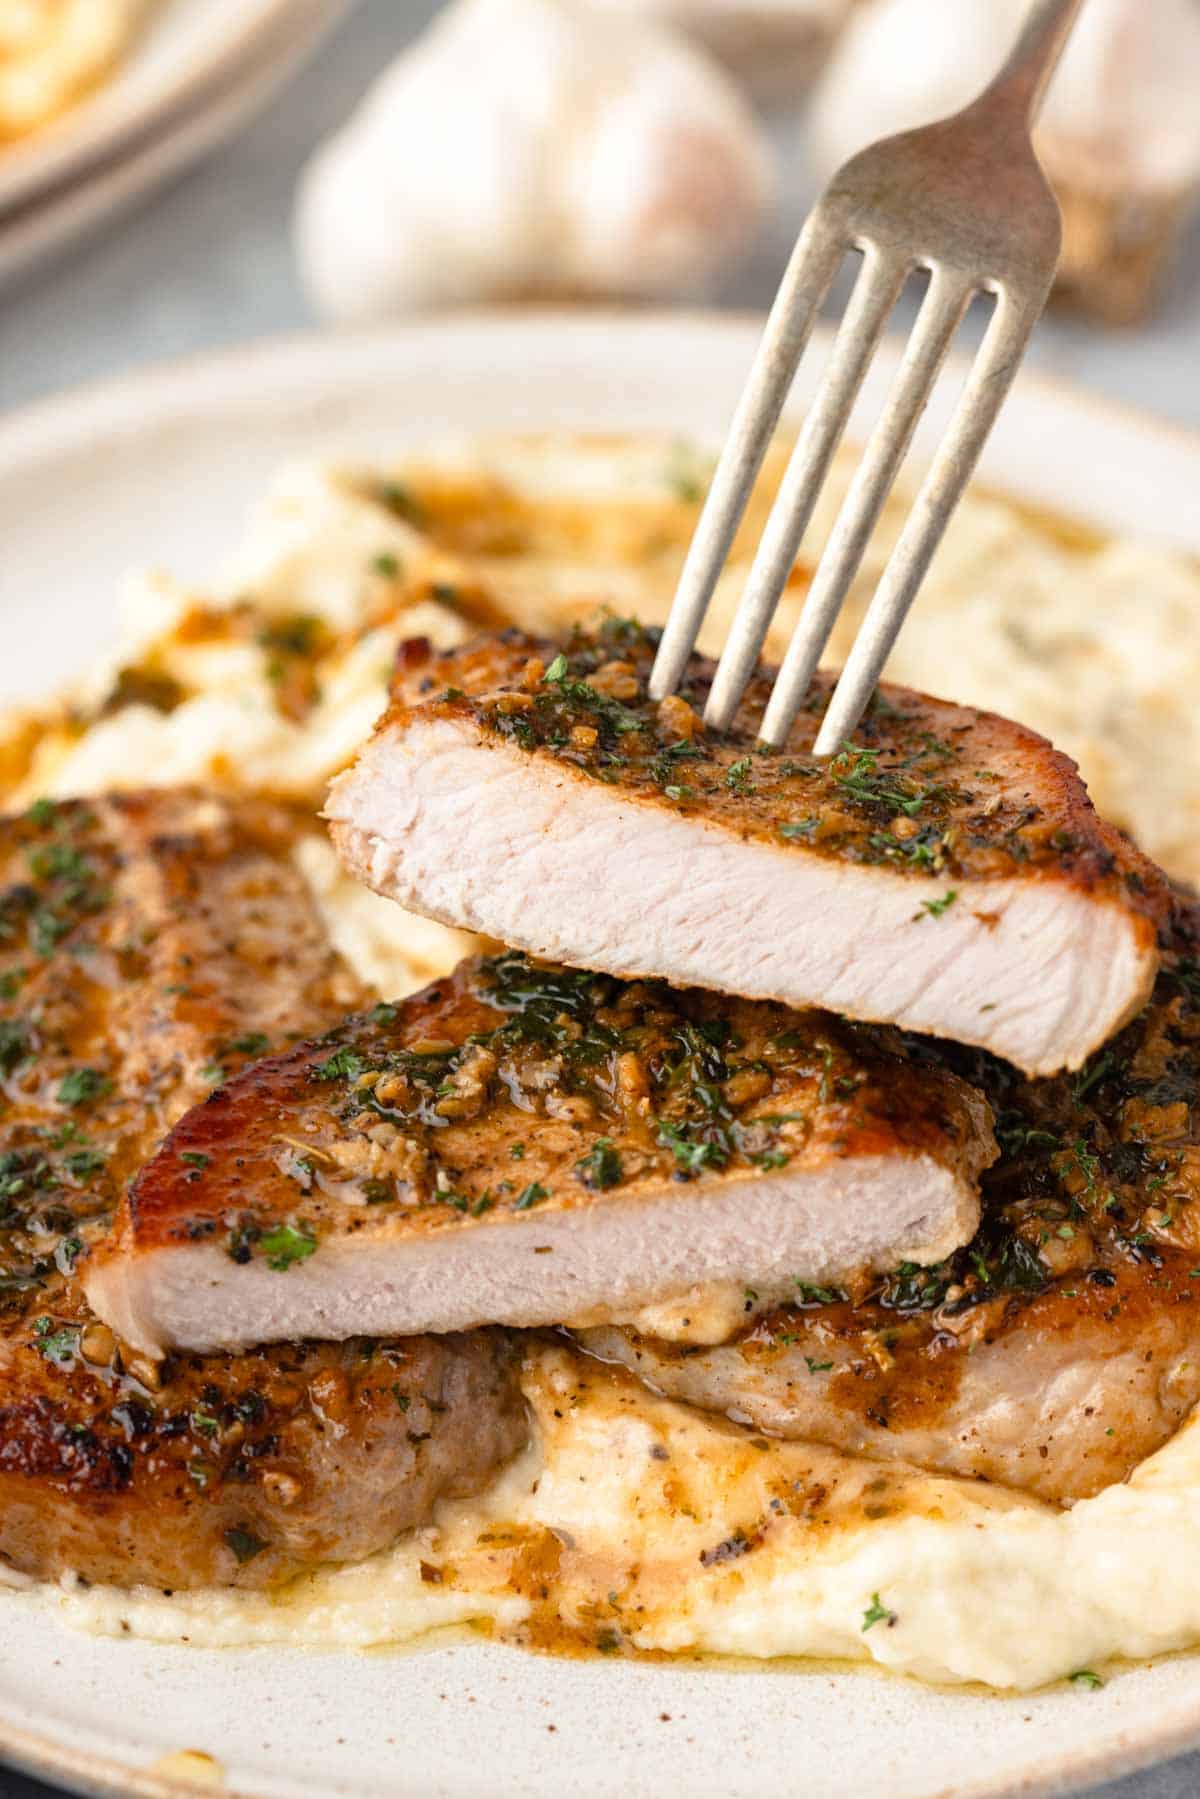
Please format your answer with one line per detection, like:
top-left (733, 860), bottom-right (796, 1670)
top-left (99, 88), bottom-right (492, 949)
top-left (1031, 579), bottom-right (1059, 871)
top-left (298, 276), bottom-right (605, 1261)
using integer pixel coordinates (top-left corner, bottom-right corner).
top-left (809, 0), bottom-right (1200, 323)
top-left (588, 0), bottom-right (857, 102)
top-left (294, 0), bottom-right (773, 322)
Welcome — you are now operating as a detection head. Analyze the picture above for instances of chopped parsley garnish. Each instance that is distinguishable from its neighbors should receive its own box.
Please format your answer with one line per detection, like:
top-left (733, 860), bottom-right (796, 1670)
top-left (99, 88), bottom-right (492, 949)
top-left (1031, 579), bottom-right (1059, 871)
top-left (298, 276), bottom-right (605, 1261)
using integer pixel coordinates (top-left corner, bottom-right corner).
top-left (575, 1138), bottom-right (622, 1190)
top-left (513, 1182), bottom-right (548, 1211)
top-left (63, 1147), bottom-right (106, 1179)
top-left (378, 480), bottom-right (425, 525)
top-left (861, 1593), bottom-right (897, 1632)
top-left (795, 1281), bottom-right (844, 1306)
top-left (0, 1019), bottom-right (31, 1074)
top-left (917, 890), bottom-right (957, 920)
top-left (259, 1221), bottom-right (317, 1271)
top-left (1069, 1669), bottom-right (1103, 1690)
top-left (829, 744), bottom-right (947, 819)
top-left (32, 1315), bottom-right (78, 1366)
top-left (57, 1067), bottom-right (110, 1107)
top-left (224, 1527), bottom-right (267, 1565)
top-left (312, 1046), bottom-right (372, 1083)
top-left (657, 1118), bottom-right (728, 1175)
top-left (257, 613), bottom-right (321, 658)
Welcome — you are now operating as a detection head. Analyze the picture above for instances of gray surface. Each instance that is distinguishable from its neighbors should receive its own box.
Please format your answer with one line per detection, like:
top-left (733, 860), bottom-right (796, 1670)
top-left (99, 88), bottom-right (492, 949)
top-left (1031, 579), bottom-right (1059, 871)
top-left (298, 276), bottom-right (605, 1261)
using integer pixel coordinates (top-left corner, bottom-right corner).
top-left (1, 0), bottom-right (1200, 421)
top-left (0, 3), bottom-right (1199, 1797)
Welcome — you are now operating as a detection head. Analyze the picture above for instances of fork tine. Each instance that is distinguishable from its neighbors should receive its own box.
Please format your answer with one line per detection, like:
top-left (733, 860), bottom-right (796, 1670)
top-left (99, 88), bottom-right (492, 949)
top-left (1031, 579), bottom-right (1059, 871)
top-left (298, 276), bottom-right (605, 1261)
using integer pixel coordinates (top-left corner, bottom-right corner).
top-left (811, 290), bottom-right (1042, 755)
top-left (758, 266), bottom-right (975, 748)
top-left (647, 216), bottom-right (845, 703)
top-left (704, 245), bottom-right (908, 732)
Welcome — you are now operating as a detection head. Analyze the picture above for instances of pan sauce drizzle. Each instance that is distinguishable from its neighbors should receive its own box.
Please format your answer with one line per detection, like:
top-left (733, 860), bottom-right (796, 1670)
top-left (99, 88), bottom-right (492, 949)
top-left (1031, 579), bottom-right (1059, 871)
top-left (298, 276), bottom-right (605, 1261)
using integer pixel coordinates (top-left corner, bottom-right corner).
top-left (15, 1340), bottom-right (1200, 1693)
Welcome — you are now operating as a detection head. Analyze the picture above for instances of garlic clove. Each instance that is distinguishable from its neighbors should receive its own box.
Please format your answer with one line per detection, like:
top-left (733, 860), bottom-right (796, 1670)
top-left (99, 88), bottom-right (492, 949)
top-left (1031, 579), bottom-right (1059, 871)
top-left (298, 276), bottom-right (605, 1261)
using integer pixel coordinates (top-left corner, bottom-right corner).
top-left (294, 0), bottom-right (773, 322)
top-left (809, 0), bottom-right (1200, 325)
top-left (589, 0), bottom-right (858, 103)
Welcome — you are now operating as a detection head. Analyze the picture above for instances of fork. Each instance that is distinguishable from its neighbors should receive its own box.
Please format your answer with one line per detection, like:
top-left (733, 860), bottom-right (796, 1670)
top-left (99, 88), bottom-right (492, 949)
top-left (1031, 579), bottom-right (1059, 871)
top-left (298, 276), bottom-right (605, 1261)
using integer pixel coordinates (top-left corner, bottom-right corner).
top-left (649, 0), bottom-right (1084, 754)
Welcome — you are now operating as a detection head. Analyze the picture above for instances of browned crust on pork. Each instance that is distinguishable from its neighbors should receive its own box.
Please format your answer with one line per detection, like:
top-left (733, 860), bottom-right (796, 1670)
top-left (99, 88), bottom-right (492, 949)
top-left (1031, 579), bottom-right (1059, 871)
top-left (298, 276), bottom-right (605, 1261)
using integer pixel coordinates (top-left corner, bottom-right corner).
top-left (0, 791), bottom-right (526, 1587)
top-left (376, 624), bottom-right (1167, 939)
top-left (116, 952), bottom-right (994, 1261)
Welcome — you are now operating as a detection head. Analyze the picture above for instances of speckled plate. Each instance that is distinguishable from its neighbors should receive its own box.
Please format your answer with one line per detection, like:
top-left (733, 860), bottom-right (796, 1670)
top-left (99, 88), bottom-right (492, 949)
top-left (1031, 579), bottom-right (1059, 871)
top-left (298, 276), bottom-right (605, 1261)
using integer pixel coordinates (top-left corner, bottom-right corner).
top-left (1, 312), bottom-right (1200, 1799)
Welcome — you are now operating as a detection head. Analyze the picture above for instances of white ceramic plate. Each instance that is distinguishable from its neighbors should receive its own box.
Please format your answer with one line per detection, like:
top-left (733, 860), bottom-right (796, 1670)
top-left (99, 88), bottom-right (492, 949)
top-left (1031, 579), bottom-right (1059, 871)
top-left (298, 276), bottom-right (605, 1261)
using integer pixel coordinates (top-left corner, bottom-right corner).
top-left (0, 0), bottom-right (350, 294)
top-left (0, 0), bottom-right (325, 217)
top-left (1, 312), bottom-right (1200, 1799)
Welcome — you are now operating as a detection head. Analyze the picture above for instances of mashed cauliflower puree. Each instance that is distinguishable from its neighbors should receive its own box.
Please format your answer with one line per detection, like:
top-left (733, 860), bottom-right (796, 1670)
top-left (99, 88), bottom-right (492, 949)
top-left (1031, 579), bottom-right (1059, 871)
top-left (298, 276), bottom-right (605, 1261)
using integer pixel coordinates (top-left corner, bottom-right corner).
top-left (24, 1344), bottom-right (1200, 1692)
top-left (4, 434), bottom-right (1200, 1692)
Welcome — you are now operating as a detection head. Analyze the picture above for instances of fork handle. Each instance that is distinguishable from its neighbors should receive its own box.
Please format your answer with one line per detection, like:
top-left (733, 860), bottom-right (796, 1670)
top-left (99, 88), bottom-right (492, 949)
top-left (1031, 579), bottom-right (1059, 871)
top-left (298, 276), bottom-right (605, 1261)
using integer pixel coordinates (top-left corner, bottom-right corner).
top-left (979, 0), bottom-right (1086, 123)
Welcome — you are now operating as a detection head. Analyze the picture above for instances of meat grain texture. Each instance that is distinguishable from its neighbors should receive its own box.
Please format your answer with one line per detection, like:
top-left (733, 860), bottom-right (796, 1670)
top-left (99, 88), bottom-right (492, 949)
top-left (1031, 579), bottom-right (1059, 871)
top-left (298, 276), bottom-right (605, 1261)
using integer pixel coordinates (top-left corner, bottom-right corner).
top-left (0, 792), bottom-right (526, 1589)
top-left (327, 623), bottom-right (1168, 1076)
top-left (581, 899), bottom-right (1200, 1504)
top-left (88, 952), bottom-right (995, 1354)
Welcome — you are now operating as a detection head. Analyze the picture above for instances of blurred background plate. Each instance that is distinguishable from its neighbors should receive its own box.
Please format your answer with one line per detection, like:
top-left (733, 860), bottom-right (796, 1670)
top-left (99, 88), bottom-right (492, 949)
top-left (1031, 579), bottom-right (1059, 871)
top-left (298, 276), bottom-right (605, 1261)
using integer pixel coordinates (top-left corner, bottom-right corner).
top-left (0, 0), bottom-right (350, 294)
top-left (0, 0), bottom-right (324, 217)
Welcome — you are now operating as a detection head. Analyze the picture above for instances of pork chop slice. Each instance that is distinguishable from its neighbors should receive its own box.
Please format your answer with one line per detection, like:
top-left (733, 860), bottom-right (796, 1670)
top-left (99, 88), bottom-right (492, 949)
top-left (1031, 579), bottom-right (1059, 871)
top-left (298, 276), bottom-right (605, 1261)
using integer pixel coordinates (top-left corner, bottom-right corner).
top-left (86, 952), bottom-right (996, 1355)
top-left (0, 791), bottom-right (526, 1588)
top-left (577, 897), bottom-right (1200, 1505)
top-left (326, 623), bottom-right (1168, 1076)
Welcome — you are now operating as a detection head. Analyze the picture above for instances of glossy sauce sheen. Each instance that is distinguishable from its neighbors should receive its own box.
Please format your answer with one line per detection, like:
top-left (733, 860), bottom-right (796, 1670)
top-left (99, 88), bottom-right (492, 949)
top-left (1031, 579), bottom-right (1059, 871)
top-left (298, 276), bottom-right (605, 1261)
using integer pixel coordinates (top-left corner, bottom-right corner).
top-left (122, 952), bottom-right (990, 1260)
top-left (581, 899), bottom-right (1200, 1502)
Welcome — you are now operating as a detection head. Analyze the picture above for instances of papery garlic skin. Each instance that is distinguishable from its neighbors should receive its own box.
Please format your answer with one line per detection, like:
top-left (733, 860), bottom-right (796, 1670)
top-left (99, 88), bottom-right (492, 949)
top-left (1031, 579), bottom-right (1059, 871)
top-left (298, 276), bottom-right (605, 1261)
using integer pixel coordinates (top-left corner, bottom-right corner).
top-left (589, 0), bottom-right (856, 101)
top-left (808, 0), bottom-right (1200, 323)
top-left (811, 0), bottom-right (1200, 197)
top-left (295, 0), bottom-right (772, 322)
top-left (1037, 0), bottom-right (1200, 195)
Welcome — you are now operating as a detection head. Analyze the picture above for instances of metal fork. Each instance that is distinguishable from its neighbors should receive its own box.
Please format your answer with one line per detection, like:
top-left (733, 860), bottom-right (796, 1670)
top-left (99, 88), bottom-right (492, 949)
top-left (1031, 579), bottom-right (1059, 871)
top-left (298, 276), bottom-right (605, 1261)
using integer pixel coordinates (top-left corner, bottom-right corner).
top-left (650, 0), bottom-right (1084, 753)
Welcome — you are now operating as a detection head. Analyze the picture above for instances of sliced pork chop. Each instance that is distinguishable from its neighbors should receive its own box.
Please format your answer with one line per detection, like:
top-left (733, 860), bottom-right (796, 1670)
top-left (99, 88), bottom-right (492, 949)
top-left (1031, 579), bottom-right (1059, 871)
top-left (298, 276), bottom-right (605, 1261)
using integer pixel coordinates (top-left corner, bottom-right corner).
top-left (578, 898), bottom-right (1200, 1505)
top-left (326, 623), bottom-right (1168, 1076)
top-left (0, 792), bottom-right (526, 1588)
top-left (87, 952), bottom-right (996, 1355)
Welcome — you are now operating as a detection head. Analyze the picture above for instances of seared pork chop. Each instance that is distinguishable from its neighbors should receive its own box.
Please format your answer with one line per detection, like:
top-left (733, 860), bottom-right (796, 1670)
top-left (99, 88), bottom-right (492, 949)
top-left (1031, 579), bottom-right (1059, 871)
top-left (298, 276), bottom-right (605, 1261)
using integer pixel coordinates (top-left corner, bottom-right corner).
top-left (579, 899), bottom-right (1200, 1505)
top-left (88, 954), bottom-right (995, 1355)
top-left (327, 623), bottom-right (1167, 1075)
top-left (0, 792), bottom-right (526, 1588)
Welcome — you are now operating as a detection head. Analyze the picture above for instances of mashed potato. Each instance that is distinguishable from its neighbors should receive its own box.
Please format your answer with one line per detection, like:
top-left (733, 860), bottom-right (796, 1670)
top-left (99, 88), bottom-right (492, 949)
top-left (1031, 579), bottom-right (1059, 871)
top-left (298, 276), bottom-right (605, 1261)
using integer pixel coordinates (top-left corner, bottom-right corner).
top-left (0, 0), bottom-right (152, 142)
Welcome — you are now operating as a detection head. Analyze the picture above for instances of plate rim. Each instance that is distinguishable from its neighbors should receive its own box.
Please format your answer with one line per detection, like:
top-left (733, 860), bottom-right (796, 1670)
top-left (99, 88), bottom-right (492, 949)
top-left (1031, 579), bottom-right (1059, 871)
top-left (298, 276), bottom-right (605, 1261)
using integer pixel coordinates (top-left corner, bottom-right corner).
top-left (0, 0), bottom-right (325, 216)
top-left (2, 307), bottom-right (1200, 1799)
top-left (7, 1643), bottom-right (1200, 1799)
top-left (1, 306), bottom-right (1198, 485)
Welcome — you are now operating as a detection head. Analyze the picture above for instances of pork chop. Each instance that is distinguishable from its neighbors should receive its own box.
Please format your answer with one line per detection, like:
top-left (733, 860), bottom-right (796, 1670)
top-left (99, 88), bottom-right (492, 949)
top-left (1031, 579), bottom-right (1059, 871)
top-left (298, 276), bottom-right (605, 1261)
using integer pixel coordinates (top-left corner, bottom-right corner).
top-left (0, 791), bottom-right (526, 1588)
top-left (87, 952), bottom-right (996, 1355)
top-left (578, 897), bottom-right (1200, 1505)
top-left (326, 622), bottom-right (1168, 1075)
